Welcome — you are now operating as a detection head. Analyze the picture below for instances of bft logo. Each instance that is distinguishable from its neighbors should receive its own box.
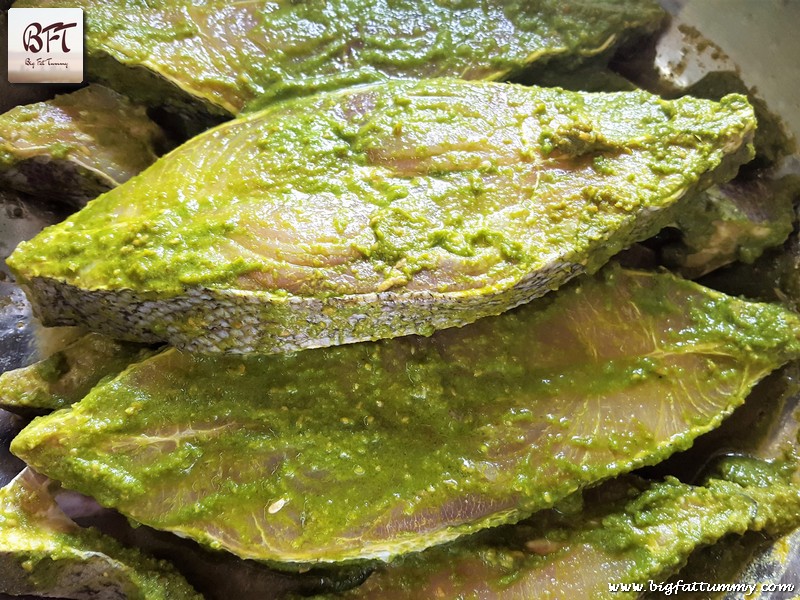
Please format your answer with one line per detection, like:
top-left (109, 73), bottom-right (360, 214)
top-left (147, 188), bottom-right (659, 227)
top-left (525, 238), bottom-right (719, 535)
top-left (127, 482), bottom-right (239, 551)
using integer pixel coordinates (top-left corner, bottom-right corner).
top-left (8, 8), bottom-right (84, 84)
top-left (23, 21), bottom-right (78, 54)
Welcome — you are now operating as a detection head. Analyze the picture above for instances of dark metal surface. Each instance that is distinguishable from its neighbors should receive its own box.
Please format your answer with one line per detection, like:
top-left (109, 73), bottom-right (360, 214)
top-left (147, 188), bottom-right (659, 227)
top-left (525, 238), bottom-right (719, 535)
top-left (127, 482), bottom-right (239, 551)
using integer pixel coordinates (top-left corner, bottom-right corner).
top-left (0, 190), bottom-right (73, 373)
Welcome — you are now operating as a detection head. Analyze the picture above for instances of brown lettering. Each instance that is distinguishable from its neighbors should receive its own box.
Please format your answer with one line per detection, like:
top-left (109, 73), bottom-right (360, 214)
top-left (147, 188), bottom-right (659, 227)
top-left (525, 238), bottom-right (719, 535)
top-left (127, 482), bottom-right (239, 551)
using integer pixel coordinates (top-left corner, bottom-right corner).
top-left (22, 21), bottom-right (77, 53)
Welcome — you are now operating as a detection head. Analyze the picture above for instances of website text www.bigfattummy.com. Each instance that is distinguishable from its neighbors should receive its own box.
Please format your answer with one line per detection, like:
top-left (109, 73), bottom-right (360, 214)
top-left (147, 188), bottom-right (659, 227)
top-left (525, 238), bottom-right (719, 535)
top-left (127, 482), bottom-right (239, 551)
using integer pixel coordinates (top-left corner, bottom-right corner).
top-left (608, 580), bottom-right (796, 595)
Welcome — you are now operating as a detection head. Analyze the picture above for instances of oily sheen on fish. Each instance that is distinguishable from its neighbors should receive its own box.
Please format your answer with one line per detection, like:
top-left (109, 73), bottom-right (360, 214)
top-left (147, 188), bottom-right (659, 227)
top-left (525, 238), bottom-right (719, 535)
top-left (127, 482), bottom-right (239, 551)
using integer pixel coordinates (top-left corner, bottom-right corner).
top-left (8, 80), bottom-right (756, 353)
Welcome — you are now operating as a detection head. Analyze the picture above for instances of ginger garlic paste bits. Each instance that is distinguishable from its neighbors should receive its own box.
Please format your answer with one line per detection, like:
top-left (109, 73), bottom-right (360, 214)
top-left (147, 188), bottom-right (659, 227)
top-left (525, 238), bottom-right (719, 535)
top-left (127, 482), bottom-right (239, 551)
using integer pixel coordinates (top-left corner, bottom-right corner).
top-left (13, 268), bottom-right (800, 563)
top-left (9, 81), bottom-right (755, 353)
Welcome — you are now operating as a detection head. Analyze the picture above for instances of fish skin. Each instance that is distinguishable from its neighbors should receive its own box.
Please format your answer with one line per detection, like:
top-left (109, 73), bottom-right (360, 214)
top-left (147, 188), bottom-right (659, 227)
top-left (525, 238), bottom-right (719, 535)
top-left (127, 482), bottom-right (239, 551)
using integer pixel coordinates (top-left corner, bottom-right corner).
top-left (12, 0), bottom-right (666, 120)
top-left (0, 85), bottom-right (167, 207)
top-left (8, 81), bottom-right (756, 354)
top-left (11, 268), bottom-right (800, 565)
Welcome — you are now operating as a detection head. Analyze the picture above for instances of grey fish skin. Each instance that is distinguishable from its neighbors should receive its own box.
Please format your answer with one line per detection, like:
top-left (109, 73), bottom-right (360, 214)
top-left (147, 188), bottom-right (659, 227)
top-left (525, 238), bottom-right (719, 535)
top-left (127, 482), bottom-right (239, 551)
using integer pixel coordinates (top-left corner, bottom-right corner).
top-left (0, 468), bottom-right (203, 600)
top-left (0, 85), bottom-right (167, 207)
top-left (12, 0), bottom-right (666, 122)
top-left (11, 268), bottom-right (800, 564)
top-left (8, 80), bottom-right (756, 354)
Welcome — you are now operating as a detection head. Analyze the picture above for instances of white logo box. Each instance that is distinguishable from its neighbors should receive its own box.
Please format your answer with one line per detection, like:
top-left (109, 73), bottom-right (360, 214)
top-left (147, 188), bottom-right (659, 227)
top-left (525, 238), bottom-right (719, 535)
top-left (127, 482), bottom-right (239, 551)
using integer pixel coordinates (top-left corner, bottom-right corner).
top-left (7, 8), bottom-right (83, 84)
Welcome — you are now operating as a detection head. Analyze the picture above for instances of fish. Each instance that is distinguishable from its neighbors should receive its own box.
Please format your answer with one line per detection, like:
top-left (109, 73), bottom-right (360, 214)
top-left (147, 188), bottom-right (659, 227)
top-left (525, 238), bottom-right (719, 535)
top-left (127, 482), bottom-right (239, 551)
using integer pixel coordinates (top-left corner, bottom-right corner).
top-left (12, 0), bottom-right (666, 122)
top-left (0, 333), bottom-right (152, 415)
top-left (8, 80), bottom-right (756, 354)
top-left (0, 84), bottom-right (167, 207)
top-left (622, 360), bottom-right (800, 589)
top-left (0, 468), bottom-right (202, 599)
top-left (695, 177), bottom-right (800, 309)
top-left (11, 267), bottom-right (800, 564)
top-left (661, 176), bottom-right (798, 279)
top-left (328, 458), bottom-right (800, 599)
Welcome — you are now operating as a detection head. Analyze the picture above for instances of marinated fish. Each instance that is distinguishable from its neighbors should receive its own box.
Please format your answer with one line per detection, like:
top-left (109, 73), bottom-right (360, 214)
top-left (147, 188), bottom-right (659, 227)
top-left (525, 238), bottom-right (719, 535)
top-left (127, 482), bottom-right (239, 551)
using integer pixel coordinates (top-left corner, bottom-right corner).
top-left (12, 268), bottom-right (800, 564)
top-left (638, 362), bottom-right (800, 594)
top-left (8, 80), bottom-right (756, 353)
top-left (0, 85), bottom-right (167, 207)
top-left (0, 333), bottom-right (152, 415)
top-left (662, 176), bottom-right (797, 279)
top-left (12, 0), bottom-right (665, 121)
top-left (675, 72), bottom-right (796, 171)
top-left (698, 179), bottom-right (800, 309)
top-left (0, 468), bottom-right (201, 600)
top-left (330, 458), bottom-right (800, 599)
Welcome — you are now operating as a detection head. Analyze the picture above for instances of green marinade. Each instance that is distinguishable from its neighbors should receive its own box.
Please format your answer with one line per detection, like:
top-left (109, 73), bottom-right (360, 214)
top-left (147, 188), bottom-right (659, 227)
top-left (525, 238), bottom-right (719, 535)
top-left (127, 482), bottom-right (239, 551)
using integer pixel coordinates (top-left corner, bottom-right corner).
top-left (7, 80), bottom-right (756, 354)
top-left (12, 267), bottom-right (800, 564)
top-left (12, 0), bottom-right (665, 119)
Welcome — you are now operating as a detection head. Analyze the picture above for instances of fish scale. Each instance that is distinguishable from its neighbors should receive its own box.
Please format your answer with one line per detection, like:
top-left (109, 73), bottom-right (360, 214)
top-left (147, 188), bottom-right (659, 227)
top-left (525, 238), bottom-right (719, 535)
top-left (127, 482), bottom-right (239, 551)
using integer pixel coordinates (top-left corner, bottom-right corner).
top-left (12, 268), bottom-right (800, 564)
top-left (7, 80), bottom-right (756, 354)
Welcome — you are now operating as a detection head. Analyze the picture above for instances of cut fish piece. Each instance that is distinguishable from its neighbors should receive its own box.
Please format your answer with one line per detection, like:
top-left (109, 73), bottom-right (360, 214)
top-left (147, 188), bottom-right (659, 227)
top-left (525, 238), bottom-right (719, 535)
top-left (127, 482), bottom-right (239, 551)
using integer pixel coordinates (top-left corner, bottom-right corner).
top-left (0, 468), bottom-right (202, 599)
top-left (12, 268), bottom-right (800, 564)
top-left (0, 85), bottom-right (167, 207)
top-left (331, 458), bottom-right (800, 599)
top-left (638, 365), bottom-right (800, 594)
top-left (697, 178), bottom-right (800, 309)
top-left (0, 333), bottom-right (153, 415)
top-left (8, 80), bottom-right (756, 353)
top-left (675, 71), bottom-right (796, 171)
top-left (12, 0), bottom-right (665, 121)
top-left (662, 176), bottom-right (797, 279)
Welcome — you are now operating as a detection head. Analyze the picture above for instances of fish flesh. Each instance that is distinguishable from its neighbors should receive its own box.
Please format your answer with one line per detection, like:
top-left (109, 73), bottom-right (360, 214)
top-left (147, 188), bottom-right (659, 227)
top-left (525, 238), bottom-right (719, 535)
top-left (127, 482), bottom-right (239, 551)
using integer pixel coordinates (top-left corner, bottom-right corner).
top-left (0, 468), bottom-right (202, 599)
top-left (12, 0), bottom-right (666, 121)
top-left (8, 80), bottom-right (756, 353)
top-left (0, 85), bottom-right (167, 207)
top-left (329, 458), bottom-right (800, 599)
top-left (11, 267), bottom-right (800, 564)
